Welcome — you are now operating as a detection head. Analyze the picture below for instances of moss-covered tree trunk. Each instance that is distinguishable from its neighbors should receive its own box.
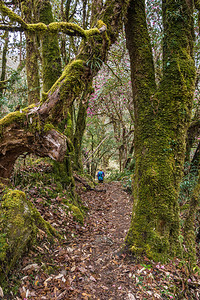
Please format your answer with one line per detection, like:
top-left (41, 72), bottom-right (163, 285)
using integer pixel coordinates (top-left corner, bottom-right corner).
top-left (38, 0), bottom-right (62, 93)
top-left (0, 32), bottom-right (8, 94)
top-left (21, 0), bottom-right (40, 104)
top-left (183, 173), bottom-right (200, 267)
top-left (73, 90), bottom-right (92, 170)
top-left (125, 0), bottom-right (196, 261)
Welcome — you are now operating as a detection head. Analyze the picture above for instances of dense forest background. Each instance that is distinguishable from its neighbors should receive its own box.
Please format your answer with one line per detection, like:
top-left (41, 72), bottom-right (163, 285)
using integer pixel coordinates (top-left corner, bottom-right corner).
top-left (1, 0), bottom-right (200, 298)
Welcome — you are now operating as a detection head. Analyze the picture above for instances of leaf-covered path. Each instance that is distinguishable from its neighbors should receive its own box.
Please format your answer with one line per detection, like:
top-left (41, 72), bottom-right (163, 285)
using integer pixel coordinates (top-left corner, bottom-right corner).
top-left (11, 181), bottom-right (200, 299)
top-left (69, 182), bottom-right (133, 299)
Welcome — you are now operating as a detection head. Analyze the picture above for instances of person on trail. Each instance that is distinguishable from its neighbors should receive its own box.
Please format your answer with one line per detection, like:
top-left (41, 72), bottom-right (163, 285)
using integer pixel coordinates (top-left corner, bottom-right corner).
top-left (97, 170), bottom-right (105, 183)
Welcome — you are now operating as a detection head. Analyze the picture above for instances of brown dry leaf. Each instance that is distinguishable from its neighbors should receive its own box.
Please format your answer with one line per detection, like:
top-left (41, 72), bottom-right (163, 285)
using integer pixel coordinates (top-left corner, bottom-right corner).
top-left (82, 292), bottom-right (92, 300)
top-left (54, 286), bottom-right (59, 297)
top-left (22, 263), bottom-right (40, 271)
top-left (112, 260), bottom-right (119, 265)
top-left (36, 246), bottom-right (44, 253)
top-left (71, 266), bottom-right (76, 272)
top-left (101, 285), bottom-right (109, 290)
top-left (78, 266), bottom-right (87, 274)
top-left (89, 275), bottom-right (96, 282)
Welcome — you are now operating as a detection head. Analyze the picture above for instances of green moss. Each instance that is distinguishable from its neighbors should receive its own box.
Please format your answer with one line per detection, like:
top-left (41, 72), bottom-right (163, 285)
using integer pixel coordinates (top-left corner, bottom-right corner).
top-left (124, 0), bottom-right (195, 261)
top-left (43, 123), bottom-right (56, 132)
top-left (0, 104), bottom-right (38, 136)
top-left (42, 92), bottom-right (48, 103)
top-left (0, 233), bottom-right (8, 261)
top-left (27, 22), bottom-right (47, 32)
top-left (38, 0), bottom-right (54, 24)
top-left (30, 204), bottom-right (61, 239)
top-left (63, 112), bottom-right (73, 138)
top-left (85, 27), bottom-right (100, 37)
top-left (0, 2), bottom-right (27, 28)
top-left (69, 204), bottom-right (84, 224)
top-left (37, 0), bottom-right (62, 93)
top-left (45, 60), bottom-right (86, 117)
top-left (0, 190), bottom-right (37, 280)
top-left (0, 188), bottom-right (61, 284)
top-left (22, 103), bottom-right (35, 112)
top-left (97, 20), bottom-right (107, 29)
top-left (53, 157), bottom-right (75, 187)
top-left (52, 59), bottom-right (84, 86)
top-left (0, 111), bottom-right (25, 128)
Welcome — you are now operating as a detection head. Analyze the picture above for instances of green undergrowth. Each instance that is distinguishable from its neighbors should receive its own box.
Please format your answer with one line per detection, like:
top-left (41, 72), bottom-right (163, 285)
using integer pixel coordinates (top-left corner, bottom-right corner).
top-left (12, 155), bottom-right (86, 224)
top-left (0, 188), bottom-right (60, 288)
top-left (0, 155), bottom-right (89, 294)
top-left (77, 169), bottom-right (96, 188)
top-left (179, 165), bottom-right (198, 207)
top-left (108, 168), bottom-right (134, 193)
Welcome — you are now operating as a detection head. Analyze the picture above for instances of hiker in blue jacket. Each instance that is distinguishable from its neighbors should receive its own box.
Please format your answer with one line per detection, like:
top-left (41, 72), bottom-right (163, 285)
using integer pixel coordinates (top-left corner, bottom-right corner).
top-left (97, 170), bottom-right (105, 183)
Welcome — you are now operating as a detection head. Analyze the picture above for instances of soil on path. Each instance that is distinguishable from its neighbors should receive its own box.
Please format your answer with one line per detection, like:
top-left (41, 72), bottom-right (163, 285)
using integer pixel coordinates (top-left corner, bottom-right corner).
top-left (70, 181), bottom-right (134, 299)
top-left (11, 181), bottom-right (200, 300)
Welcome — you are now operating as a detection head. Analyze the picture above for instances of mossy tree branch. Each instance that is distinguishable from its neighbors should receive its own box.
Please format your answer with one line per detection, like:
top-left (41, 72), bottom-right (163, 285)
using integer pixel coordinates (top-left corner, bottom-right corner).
top-left (0, 0), bottom-right (130, 182)
top-left (0, 1), bottom-right (101, 37)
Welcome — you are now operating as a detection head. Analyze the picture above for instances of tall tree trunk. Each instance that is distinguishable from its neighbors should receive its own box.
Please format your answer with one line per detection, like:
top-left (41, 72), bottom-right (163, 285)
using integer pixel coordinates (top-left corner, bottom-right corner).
top-left (38, 0), bottom-right (62, 93)
top-left (0, 31), bottom-right (9, 98)
top-left (125, 0), bottom-right (195, 261)
top-left (183, 173), bottom-right (200, 267)
top-left (73, 93), bottom-right (90, 170)
top-left (21, 0), bottom-right (40, 104)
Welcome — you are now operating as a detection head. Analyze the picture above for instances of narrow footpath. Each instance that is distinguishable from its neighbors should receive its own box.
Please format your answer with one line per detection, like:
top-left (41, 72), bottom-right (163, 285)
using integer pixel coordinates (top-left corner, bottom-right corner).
top-left (69, 182), bottom-right (133, 299)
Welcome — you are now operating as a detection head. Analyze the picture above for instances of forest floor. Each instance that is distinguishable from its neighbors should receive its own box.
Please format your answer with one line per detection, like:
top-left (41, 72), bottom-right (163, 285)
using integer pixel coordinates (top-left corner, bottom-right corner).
top-left (5, 177), bottom-right (200, 300)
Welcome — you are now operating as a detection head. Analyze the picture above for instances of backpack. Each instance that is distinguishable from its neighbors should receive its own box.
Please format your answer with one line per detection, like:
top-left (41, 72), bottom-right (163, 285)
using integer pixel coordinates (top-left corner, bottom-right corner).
top-left (98, 171), bottom-right (103, 180)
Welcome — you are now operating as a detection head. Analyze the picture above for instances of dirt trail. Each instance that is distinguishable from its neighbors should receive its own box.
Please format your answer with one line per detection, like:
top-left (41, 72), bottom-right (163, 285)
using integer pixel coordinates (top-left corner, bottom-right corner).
top-left (69, 181), bottom-right (133, 299)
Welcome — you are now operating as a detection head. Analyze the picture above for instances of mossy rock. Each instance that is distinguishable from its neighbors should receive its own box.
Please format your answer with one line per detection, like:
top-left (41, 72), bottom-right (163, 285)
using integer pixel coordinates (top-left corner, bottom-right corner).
top-left (0, 190), bottom-right (37, 283)
top-left (0, 189), bottom-right (60, 285)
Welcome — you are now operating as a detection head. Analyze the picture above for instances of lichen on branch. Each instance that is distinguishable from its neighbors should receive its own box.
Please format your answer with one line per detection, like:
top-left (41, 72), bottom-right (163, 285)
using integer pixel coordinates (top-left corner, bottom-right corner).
top-left (0, 1), bottom-right (102, 38)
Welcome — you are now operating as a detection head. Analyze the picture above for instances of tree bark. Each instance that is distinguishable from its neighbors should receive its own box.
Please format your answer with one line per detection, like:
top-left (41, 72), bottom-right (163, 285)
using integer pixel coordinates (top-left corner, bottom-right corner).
top-left (73, 96), bottom-right (89, 170)
top-left (37, 0), bottom-right (62, 93)
top-left (125, 0), bottom-right (195, 261)
top-left (183, 173), bottom-right (200, 267)
top-left (0, 109), bottom-right (67, 180)
top-left (21, 0), bottom-right (40, 104)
